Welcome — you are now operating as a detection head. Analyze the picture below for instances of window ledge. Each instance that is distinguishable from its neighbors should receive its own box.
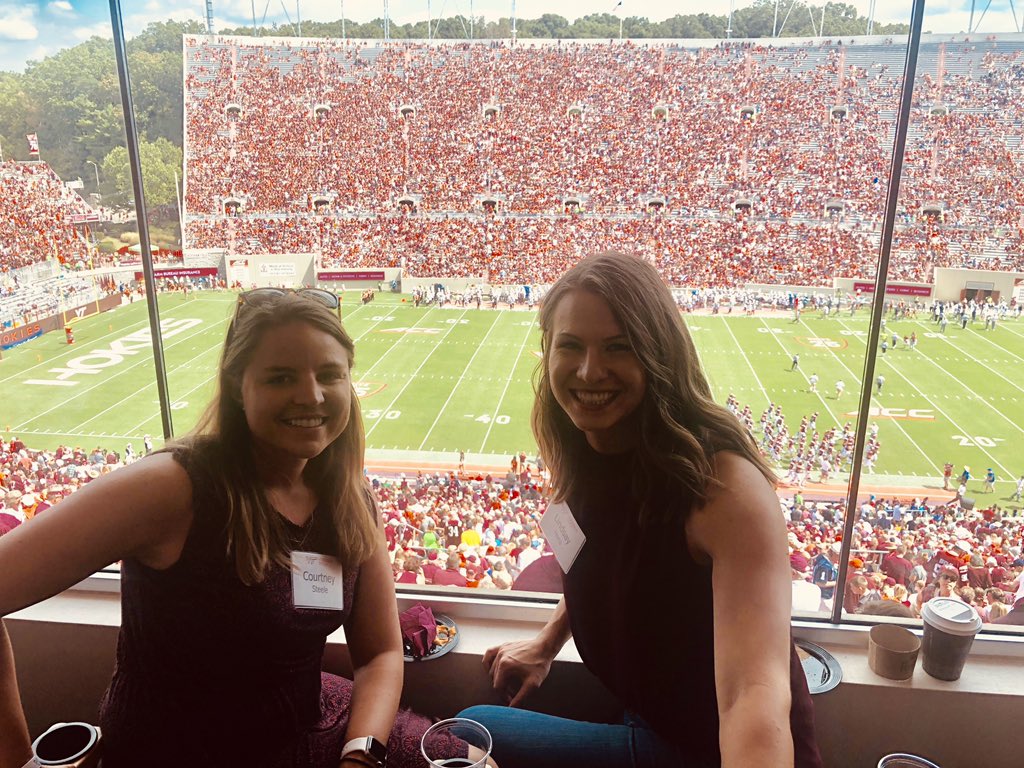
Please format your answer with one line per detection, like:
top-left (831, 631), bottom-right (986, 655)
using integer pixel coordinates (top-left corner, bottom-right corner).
top-left (11, 575), bottom-right (1023, 700)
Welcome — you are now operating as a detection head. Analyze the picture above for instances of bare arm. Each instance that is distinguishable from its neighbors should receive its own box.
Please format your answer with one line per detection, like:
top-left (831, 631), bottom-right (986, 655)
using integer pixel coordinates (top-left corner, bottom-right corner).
top-left (687, 452), bottom-right (794, 768)
top-left (483, 596), bottom-right (571, 707)
top-left (0, 621), bottom-right (31, 768)
top-left (0, 455), bottom-right (193, 765)
top-left (342, 536), bottom-right (404, 762)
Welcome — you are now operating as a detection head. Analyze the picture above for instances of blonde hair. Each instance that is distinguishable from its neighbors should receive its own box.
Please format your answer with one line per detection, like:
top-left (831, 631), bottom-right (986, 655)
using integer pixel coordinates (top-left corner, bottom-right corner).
top-left (178, 293), bottom-right (377, 585)
top-left (986, 602), bottom-right (1009, 621)
top-left (532, 251), bottom-right (775, 523)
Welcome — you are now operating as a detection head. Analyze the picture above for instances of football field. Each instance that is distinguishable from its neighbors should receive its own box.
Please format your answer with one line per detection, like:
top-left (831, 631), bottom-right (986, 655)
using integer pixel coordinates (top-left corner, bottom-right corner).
top-left (2, 291), bottom-right (1022, 499)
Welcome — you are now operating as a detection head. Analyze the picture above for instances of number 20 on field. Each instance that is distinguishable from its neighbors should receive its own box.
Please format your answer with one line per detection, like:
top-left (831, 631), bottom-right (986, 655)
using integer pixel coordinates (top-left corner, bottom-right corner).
top-left (952, 435), bottom-right (1004, 448)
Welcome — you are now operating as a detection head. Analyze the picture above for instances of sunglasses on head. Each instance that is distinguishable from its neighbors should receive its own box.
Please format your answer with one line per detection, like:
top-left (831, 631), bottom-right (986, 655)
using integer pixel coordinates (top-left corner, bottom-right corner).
top-left (237, 287), bottom-right (341, 316)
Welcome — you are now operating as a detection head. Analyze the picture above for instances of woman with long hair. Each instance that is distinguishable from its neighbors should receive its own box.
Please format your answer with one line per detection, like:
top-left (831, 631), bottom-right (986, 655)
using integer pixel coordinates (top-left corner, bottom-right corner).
top-left (460, 252), bottom-right (821, 767)
top-left (0, 289), bottom-right (472, 768)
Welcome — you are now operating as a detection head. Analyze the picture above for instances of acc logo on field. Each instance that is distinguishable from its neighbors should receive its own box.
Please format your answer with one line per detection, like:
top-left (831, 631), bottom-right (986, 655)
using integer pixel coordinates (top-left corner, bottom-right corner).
top-left (379, 327), bottom-right (442, 335)
top-left (844, 407), bottom-right (935, 421)
top-left (795, 336), bottom-right (847, 350)
top-left (354, 381), bottom-right (386, 399)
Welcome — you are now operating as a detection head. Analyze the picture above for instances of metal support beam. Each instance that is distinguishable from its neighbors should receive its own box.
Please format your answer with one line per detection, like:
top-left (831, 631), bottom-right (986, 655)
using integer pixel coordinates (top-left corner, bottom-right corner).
top-left (108, 0), bottom-right (174, 440)
top-left (832, 0), bottom-right (926, 624)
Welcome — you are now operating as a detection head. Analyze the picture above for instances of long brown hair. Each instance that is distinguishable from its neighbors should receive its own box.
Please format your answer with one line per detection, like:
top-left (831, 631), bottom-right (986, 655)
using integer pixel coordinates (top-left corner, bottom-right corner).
top-left (179, 292), bottom-right (377, 584)
top-left (532, 251), bottom-right (776, 524)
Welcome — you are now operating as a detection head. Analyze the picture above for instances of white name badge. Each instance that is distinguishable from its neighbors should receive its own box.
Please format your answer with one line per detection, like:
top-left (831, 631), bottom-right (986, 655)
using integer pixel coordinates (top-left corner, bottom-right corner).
top-left (540, 501), bottom-right (586, 574)
top-left (291, 551), bottom-right (344, 610)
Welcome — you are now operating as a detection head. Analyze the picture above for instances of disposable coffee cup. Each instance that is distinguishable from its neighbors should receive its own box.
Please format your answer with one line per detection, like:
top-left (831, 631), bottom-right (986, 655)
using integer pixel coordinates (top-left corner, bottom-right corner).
top-left (920, 598), bottom-right (982, 681)
top-left (877, 753), bottom-right (941, 767)
top-left (29, 722), bottom-right (99, 767)
top-left (868, 624), bottom-right (920, 681)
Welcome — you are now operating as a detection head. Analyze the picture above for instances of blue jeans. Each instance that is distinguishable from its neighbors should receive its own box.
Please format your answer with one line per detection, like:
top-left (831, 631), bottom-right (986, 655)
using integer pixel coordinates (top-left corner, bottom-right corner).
top-left (456, 705), bottom-right (705, 768)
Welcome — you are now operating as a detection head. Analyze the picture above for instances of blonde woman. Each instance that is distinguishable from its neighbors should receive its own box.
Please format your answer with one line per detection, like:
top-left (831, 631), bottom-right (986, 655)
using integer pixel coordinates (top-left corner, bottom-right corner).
top-left (0, 290), bottom-right (473, 768)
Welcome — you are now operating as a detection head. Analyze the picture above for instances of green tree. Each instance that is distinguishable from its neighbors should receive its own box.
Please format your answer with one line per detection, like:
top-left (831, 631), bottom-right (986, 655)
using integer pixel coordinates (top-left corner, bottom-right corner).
top-left (101, 137), bottom-right (182, 208)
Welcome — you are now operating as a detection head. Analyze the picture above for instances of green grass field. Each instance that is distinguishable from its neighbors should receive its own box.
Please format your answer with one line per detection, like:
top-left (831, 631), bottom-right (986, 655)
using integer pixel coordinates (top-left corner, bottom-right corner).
top-left (2, 291), bottom-right (1022, 498)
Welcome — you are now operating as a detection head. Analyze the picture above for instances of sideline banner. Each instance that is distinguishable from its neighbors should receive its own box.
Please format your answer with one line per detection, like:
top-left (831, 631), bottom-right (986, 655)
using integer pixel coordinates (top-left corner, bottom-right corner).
top-left (852, 281), bottom-right (932, 297)
top-left (317, 270), bottom-right (386, 281)
top-left (1, 324), bottom-right (43, 350)
top-left (134, 267), bottom-right (220, 280)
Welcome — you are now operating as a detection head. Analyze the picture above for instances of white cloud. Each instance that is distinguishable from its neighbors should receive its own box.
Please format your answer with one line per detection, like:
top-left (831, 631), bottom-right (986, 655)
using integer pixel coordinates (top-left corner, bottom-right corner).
top-left (0, 6), bottom-right (39, 40)
top-left (72, 20), bottom-right (112, 41)
top-left (48, 1), bottom-right (75, 16)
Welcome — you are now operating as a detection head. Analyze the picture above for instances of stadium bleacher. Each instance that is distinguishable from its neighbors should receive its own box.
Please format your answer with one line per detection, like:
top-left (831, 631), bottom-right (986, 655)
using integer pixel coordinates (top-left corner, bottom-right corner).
top-left (182, 35), bottom-right (1024, 285)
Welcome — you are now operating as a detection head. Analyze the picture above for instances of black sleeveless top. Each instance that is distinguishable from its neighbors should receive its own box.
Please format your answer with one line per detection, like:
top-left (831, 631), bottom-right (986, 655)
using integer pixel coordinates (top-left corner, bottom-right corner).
top-left (561, 449), bottom-right (822, 768)
top-left (98, 444), bottom-right (358, 766)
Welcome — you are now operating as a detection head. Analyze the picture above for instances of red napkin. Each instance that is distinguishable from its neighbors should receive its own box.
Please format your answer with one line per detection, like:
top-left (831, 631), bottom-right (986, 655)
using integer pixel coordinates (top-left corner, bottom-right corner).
top-left (400, 604), bottom-right (437, 659)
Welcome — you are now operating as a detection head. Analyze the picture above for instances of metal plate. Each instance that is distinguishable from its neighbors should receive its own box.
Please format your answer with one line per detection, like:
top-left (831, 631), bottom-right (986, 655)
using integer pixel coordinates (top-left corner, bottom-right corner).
top-left (403, 613), bottom-right (459, 662)
top-left (795, 639), bottom-right (842, 694)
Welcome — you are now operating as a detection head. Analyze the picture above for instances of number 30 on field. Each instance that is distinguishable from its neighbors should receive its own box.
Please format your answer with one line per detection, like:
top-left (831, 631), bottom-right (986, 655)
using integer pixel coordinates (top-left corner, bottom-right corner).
top-left (364, 409), bottom-right (401, 420)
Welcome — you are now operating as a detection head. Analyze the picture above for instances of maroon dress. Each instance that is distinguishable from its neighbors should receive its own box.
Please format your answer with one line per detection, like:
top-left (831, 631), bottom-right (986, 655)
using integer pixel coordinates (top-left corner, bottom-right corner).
top-left (561, 447), bottom-right (823, 768)
top-left (98, 444), bottom-right (464, 767)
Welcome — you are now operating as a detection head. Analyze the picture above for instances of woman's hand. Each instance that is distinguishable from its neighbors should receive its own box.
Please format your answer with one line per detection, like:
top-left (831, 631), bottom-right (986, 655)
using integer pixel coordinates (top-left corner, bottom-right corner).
top-left (482, 637), bottom-right (555, 708)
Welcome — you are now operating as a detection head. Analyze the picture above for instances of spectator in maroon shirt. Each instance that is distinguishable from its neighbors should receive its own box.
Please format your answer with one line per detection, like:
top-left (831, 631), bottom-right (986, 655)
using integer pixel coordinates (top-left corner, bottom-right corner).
top-left (881, 544), bottom-right (913, 587)
top-left (966, 554), bottom-right (994, 590)
top-left (432, 552), bottom-right (468, 587)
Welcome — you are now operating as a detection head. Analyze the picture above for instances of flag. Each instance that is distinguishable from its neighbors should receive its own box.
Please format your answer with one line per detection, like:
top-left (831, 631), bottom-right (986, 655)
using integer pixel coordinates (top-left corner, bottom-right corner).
top-left (27, 133), bottom-right (39, 157)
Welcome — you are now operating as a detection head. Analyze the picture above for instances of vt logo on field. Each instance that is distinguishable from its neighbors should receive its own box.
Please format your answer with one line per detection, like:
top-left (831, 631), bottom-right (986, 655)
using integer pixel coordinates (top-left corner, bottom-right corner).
top-left (794, 336), bottom-right (848, 350)
top-left (355, 381), bottom-right (386, 399)
top-left (844, 406), bottom-right (935, 421)
top-left (379, 327), bottom-right (442, 335)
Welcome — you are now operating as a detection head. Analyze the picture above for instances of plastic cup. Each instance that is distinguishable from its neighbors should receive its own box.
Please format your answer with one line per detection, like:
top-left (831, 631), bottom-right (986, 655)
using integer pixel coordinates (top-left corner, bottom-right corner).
top-left (877, 753), bottom-right (941, 767)
top-left (421, 718), bottom-right (492, 768)
top-left (868, 624), bottom-right (921, 681)
top-left (920, 598), bottom-right (983, 681)
top-left (30, 722), bottom-right (99, 766)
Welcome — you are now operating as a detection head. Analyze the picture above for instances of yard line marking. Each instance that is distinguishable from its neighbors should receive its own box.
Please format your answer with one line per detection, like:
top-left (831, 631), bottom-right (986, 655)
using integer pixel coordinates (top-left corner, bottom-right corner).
top-left (834, 317), bottom-right (1012, 477)
top-left (808, 317), bottom-right (938, 473)
top-left (67, 328), bottom-right (227, 434)
top-left (365, 309), bottom-right (471, 439)
top-left (13, 317), bottom-right (228, 432)
top-left (479, 316), bottom-right (536, 454)
top-left (0, 297), bottom-right (200, 385)
top-left (913, 320), bottom-right (1024, 397)
top-left (756, 317), bottom-right (842, 428)
top-left (418, 311), bottom-right (503, 450)
top-left (713, 316), bottom-right (770, 403)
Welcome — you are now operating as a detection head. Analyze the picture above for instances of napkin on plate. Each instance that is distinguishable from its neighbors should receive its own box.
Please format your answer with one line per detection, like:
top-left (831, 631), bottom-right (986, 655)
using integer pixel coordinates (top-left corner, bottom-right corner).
top-left (400, 604), bottom-right (437, 659)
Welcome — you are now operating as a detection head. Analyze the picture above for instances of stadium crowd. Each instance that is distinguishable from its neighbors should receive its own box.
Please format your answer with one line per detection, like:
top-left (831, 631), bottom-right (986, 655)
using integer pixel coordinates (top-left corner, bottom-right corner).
top-left (4, 428), bottom-right (1021, 625)
top-left (178, 36), bottom-right (1024, 283)
top-left (0, 161), bottom-right (93, 272)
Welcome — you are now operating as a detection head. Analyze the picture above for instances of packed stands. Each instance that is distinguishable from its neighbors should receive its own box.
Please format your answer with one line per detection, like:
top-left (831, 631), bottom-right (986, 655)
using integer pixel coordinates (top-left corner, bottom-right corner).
top-left (4, 433), bottom-right (1020, 618)
top-left (0, 161), bottom-right (94, 272)
top-left (183, 35), bottom-right (1024, 285)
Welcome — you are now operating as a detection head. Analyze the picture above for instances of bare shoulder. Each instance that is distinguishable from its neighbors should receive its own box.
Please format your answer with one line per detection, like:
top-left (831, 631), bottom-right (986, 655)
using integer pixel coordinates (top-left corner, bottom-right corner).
top-left (685, 450), bottom-right (784, 563)
top-left (0, 453), bottom-right (196, 616)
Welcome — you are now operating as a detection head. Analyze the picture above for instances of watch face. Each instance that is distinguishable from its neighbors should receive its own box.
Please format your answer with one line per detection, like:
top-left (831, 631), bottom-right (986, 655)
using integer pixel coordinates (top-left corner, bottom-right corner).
top-left (367, 736), bottom-right (387, 763)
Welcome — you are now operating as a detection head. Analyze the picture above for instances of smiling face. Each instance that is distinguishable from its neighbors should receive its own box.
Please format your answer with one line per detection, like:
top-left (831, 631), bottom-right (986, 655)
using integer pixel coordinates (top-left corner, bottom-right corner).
top-left (239, 321), bottom-right (352, 473)
top-left (547, 289), bottom-right (647, 454)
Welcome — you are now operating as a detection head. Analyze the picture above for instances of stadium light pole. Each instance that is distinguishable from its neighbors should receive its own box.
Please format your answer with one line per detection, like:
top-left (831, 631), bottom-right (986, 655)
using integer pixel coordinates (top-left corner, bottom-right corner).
top-left (108, 0), bottom-right (175, 440)
top-left (832, 0), bottom-right (926, 625)
top-left (86, 160), bottom-right (100, 190)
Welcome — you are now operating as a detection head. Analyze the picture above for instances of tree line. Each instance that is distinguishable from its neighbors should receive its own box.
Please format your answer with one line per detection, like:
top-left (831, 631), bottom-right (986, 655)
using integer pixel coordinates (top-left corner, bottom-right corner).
top-left (0, 2), bottom-right (906, 208)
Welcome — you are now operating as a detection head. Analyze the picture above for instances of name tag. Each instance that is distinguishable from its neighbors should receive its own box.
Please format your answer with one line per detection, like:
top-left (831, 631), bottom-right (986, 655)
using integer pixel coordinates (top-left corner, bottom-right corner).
top-left (291, 551), bottom-right (344, 610)
top-left (540, 501), bottom-right (586, 574)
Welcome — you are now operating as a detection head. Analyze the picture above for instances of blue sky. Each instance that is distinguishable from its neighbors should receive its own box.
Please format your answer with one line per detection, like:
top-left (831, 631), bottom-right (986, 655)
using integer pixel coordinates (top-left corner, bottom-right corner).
top-left (0, 0), bottom-right (1020, 73)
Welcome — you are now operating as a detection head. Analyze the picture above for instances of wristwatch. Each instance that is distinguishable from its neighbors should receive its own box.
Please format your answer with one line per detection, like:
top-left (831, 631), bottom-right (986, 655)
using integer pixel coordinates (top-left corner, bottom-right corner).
top-left (341, 736), bottom-right (388, 767)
